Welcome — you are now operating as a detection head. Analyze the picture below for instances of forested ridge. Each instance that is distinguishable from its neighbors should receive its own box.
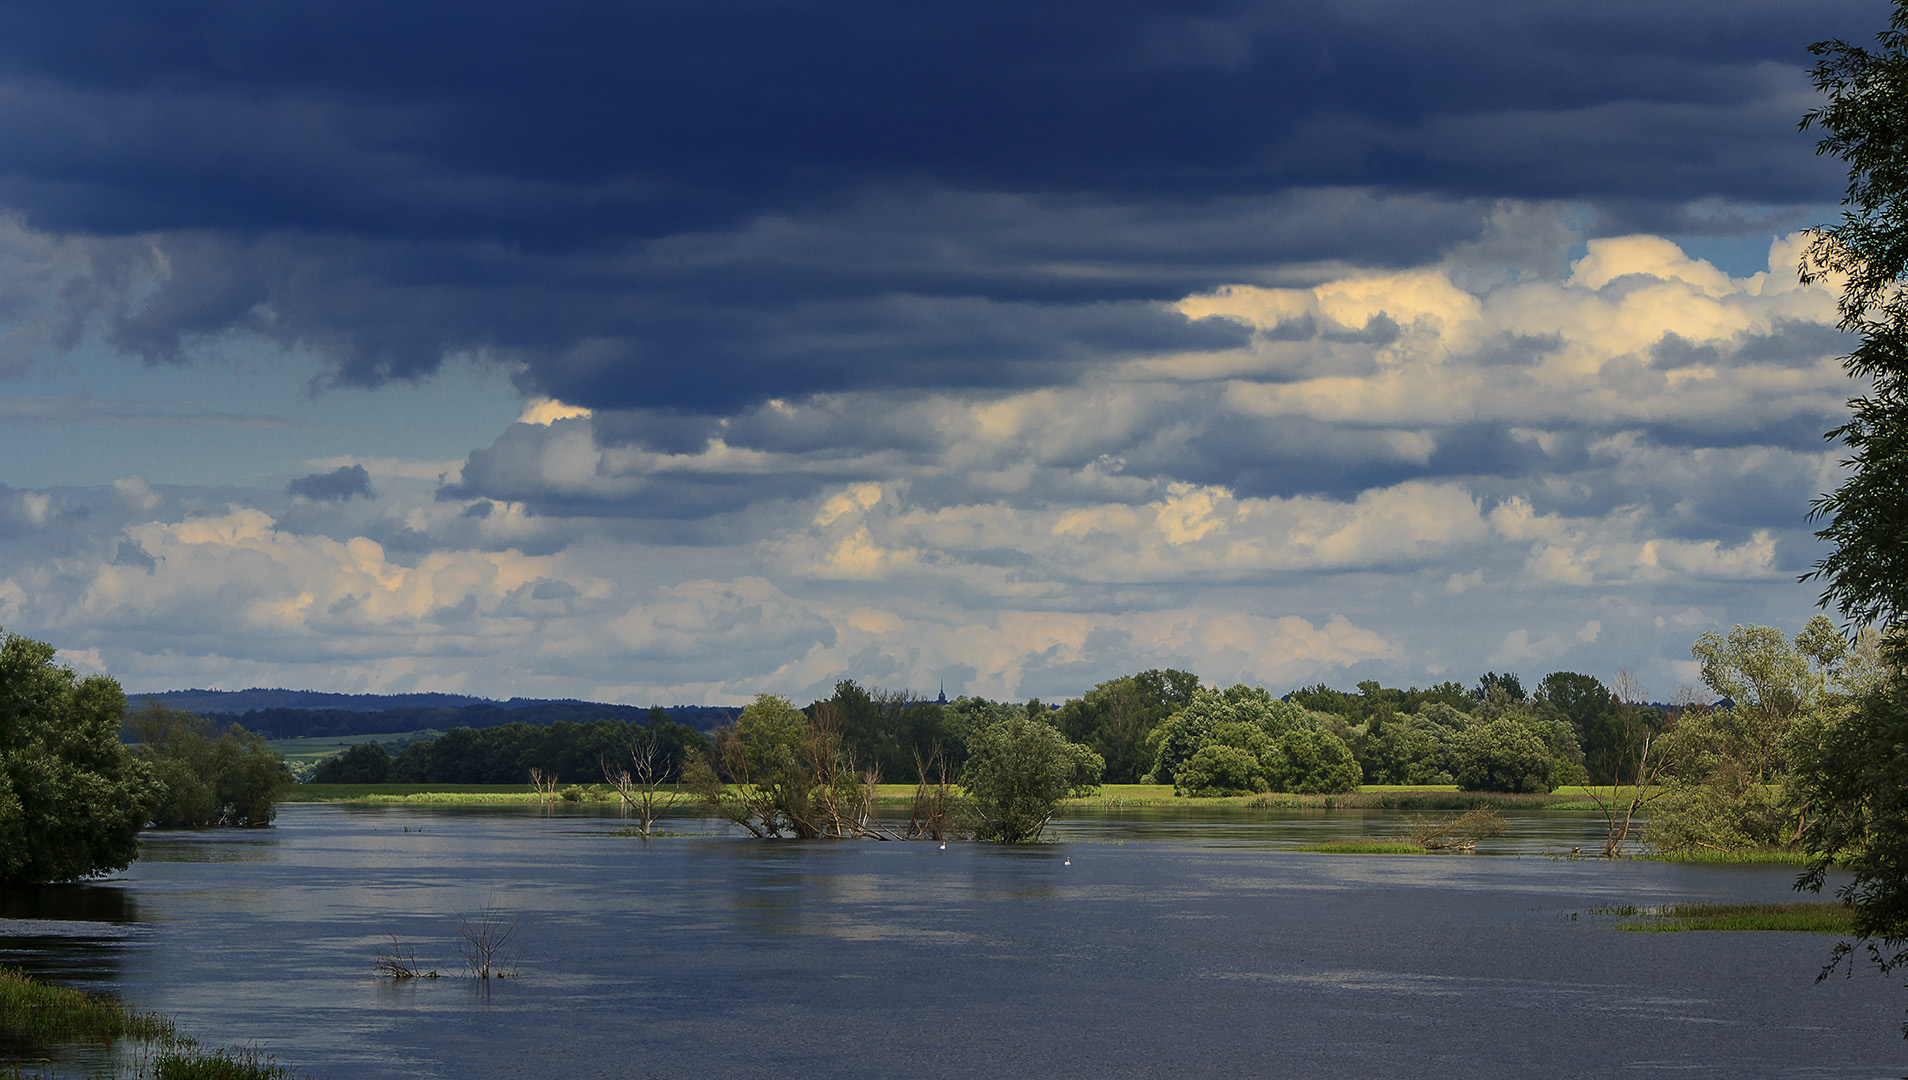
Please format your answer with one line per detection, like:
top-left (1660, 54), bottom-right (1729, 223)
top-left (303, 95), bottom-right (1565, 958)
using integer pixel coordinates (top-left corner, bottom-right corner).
top-left (167, 699), bottom-right (738, 740)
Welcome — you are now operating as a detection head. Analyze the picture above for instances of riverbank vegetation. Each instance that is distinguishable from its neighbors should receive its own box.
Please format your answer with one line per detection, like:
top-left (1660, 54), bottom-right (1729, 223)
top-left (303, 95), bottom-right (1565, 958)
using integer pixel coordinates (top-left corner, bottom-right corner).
top-left (125, 704), bottom-right (288, 828)
top-left (0, 965), bottom-right (292, 1079)
top-left (1611, 902), bottom-right (1857, 935)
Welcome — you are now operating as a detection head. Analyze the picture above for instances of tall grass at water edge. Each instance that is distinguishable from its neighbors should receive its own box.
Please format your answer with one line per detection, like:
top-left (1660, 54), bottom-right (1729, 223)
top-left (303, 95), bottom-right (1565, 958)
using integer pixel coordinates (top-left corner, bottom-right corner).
top-left (1607, 902), bottom-right (1856, 934)
top-left (0, 966), bottom-right (293, 1080)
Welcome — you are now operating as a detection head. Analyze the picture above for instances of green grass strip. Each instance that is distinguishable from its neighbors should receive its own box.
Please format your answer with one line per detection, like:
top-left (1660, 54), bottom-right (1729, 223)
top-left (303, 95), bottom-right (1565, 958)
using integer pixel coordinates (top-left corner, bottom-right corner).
top-left (1295, 839), bottom-right (1423, 854)
top-left (1617, 902), bottom-right (1856, 934)
top-left (1643, 848), bottom-right (1812, 865)
top-left (153, 1044), bottom-right (292, 1079)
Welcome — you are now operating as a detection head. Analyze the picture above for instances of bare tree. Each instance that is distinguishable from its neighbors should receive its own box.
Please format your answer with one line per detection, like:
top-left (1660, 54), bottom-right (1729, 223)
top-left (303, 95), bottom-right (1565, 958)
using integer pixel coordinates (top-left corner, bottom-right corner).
top-left (529, 767), bottom-right (560, 803)
top-left (1585, 671), bottom-right (1670, 858)
top-left (905, 747), bottom-right (971, 841)
top-left (603, 732), bottom-right (685, 838)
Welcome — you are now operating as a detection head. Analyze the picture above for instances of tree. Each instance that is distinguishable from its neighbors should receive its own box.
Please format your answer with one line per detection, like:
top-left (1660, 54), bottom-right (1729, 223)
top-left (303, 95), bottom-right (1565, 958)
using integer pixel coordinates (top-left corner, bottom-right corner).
top-left (0, 630), bottom-right (153, 885)
top-left (1144, 685), bottom-right (1306, 785)
top-left (604, 727), bottom-right (688, 839)
top-left (1473, 672), bottom-right (1525, 704)
top-left (961, 712), bottom-right (1102, 842)
top-left (126, 705), bottom-right (289, 826)
top-left (1176, 743), bottom-right (1265, 797)
top-left (1650, 623), bottom-right (1844, 856)
top-left (684, 693), bottom-right (873, 839)
top-left (1793, 633), bottom-right (1908, 982)
top-left (1800, 5), bottom-right (1908, 629)
top-left (1534, 672), bottom-right (1632, 784)
top-left (1262, 728), bottom-right (1361, 794)
top-left (1450, 717), bottom-right (1556, 794)
top-left (312, 740), bottom-right (393, 784)
top-left (1053, 669), bottom-right (1199, 783)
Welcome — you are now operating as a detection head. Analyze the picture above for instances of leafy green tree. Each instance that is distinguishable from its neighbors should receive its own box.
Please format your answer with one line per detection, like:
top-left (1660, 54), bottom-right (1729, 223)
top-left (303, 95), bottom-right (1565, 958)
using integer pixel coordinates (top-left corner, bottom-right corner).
top-left (0, 630), bottom-right (153, 885)
top-left (1176, 744), bottom-right (1266, 797)
top-left (1173, 721), bottom-right (1273, 796)
top-left (1473, 671), bottom-right (1526, 703)
top-left (312, 740), bottom-right (393, 783)
top-left (1786, 4), bottom-right (1908, 967)
top-left (961, 712), bottom-right (1102, 842)
top-left (1534, 672), bottom-right (1631, 783)
top-left (1692, 623), bottom-right (1817, 721)
top-left (1800, 5), bottom-right (1908, 630)
top-left (1357, 714), bottom-right (1458, 785)
top-left (126, 705), bottom-right (288, 826)
top-left (1263, 728), bottom-right (1361, 794)
top-left (686, 693), bottom-right (868, 839)
top-left (1651, 622), bottom-right (1848, 855)
top-left (1145, 685), bottom-right (1305, 785)
top-left (1450, 717), bottom-right (1556, 793)
top-left (1053, 669), bottom-right (1200, 783)
top-left (1793, 634), bottom-right (1908, 978)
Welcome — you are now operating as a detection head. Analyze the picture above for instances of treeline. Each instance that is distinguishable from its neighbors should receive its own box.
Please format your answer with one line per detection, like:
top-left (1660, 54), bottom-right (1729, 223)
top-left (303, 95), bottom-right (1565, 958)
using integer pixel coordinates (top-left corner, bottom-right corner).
top-left (304, 620), bottom-right (1870, 815)
top-left (312, 711), bottom-right (709, 785)
top-left (217, 702), bottom-right (737, 740)
top-left (754, 667), bottom-right (1662, 795)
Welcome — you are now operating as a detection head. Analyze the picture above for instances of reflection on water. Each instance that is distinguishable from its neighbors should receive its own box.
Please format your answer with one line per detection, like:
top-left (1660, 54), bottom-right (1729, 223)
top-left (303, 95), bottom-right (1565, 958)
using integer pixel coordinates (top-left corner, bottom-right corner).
top-left (1, 803), bottom-right (1903, 1080)
top-left (0, 884), bottom-right (142, 992)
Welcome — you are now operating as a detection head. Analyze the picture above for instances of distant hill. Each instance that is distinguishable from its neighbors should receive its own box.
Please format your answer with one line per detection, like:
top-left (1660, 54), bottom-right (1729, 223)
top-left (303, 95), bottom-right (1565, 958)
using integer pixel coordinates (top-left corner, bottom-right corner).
top-left (126, 688), bottom-right (738, 739)
top-left (132, 688), bottom-right (502, 714)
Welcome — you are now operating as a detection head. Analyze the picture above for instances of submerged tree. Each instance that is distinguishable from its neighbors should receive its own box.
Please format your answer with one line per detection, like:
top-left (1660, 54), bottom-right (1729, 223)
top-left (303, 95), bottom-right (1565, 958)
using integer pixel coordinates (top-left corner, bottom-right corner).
top-left (685, 693), bottom-right (875, 839)
top-left (962, 712), bottom-right (1102, 843)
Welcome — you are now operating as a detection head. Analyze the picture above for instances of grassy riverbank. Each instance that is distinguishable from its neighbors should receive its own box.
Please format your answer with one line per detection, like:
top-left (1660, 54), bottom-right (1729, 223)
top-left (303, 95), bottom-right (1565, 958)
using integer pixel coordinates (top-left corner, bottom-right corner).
top-left (0, 965), bottom-right (293, 1079)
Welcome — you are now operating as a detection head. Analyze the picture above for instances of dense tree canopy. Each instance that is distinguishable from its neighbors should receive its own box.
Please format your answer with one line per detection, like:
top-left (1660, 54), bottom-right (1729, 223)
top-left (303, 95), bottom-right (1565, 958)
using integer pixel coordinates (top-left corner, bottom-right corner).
top-left (374, 715), bottom-right (706, 785)
top-left (313, 741), bottom-right (394, 784)
top-left (1793, 634), bottom-right (1908, 972)
top-left (0, 630), bottom-right (152, 886)
top-left (125, 705), bottom-right (287, 827)
top-left (1450, 718), bottom-right (1558, 794)
top-left (1052, 669), bottom-right (1199, 783)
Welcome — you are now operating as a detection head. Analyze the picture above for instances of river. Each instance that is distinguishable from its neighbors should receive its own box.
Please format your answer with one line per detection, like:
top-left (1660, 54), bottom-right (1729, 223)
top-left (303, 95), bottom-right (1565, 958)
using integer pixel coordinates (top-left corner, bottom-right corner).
top-left (1, 802), bottom-right (1902, 1079)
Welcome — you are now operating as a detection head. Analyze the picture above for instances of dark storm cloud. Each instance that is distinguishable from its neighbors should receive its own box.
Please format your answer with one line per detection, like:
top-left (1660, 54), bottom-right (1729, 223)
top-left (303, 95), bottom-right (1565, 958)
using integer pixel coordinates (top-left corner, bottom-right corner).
top-left (0, 0), bottom-right (1875, 412)
top-left (287, 464), bottom-right (374, 501)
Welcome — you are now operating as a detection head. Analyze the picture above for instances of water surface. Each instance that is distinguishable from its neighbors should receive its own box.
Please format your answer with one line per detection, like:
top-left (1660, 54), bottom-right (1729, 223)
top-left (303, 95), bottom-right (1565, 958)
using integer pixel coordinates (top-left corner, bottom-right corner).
top-left (2, 803), bottom-right (1902, 1080)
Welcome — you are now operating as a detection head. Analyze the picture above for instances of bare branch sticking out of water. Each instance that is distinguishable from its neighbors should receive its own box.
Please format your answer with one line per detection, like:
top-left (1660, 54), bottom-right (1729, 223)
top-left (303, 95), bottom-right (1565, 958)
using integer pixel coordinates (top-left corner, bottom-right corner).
top-left (375, 935), bottom-right (438, 979)
top-left (457, 905), bottom-right (520, 979)
top-left (1403, 807), bottom-right (1506, 851)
